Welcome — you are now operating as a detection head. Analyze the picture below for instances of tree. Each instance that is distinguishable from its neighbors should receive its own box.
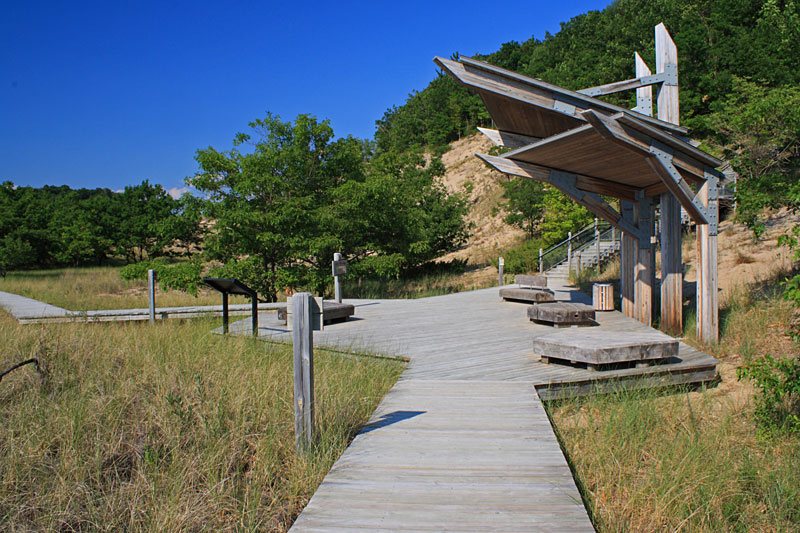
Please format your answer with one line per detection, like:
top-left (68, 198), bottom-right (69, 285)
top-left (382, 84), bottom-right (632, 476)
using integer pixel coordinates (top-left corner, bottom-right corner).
top-left (499, 178), bottom-right (548, 237)
top-left (188, 112), bottom-right (468, 300)
top-left (188, 113), bottom-right (367, 300)
top-left (710, 78), bottom-right (800, 231)
top-left (114, 180), bottom-right (196, 262)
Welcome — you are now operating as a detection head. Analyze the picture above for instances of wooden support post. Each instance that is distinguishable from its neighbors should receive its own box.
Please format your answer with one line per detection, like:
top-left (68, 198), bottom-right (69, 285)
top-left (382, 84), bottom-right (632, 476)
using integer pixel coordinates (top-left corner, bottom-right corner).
top-left (222, 291), bottom-right (229, 334)
top-left (620, 201), bottom-right (637, 318)
top-left (292, 292), bottom-right (315, 452)
top-left (635, 196), bottom-right (654, 326)
top-left (147, 269), bottom-right (156, 324)
top-left (655, 22), bottom-right (683, 335)
top-left (498, 257), bottom-right (504, 286)
top-left (660, 194), bottom-right (683, 334)
top-left (696, 180), bottom-right (719, 343)
top-left (251, 292), bottom-right (258, 337)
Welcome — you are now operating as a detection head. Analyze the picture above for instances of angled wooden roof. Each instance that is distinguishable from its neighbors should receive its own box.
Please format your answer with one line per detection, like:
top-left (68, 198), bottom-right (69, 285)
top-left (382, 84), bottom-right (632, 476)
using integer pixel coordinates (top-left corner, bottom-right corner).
top-left (434, 56), bottom-right (689, 139)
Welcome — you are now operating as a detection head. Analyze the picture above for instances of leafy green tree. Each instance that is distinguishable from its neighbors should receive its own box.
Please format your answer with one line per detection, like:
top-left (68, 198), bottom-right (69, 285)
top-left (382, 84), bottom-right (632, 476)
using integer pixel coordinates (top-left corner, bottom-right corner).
top-left (188, 113), bottom-right (468, 300)
top-left (0, 233), bottom-right (35, 278)
top-left (115, 180), bottom-right (196, 262)
top-left (710, 78), bottom-right (800, 230)
top-left (188, 113), bottom-right (368, 300)
top-left (498, 178), bottom-right (548, 237)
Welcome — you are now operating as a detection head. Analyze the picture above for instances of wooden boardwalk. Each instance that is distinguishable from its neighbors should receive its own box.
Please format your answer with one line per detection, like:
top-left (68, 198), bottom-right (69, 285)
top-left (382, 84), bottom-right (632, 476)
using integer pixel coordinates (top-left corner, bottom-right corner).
top-left (0, 290), bottom-right (283, 324)
top-left (225, 281), bottom-right (716, 530)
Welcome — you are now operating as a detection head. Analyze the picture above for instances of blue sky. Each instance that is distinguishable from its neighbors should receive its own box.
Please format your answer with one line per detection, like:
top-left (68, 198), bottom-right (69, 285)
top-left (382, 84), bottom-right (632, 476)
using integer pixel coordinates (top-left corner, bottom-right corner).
top-left (1, 0), bottom-right (610, 194)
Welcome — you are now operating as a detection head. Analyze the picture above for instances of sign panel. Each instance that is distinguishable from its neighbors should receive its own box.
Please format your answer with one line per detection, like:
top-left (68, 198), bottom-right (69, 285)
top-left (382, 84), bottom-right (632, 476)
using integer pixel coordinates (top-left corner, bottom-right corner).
top-left (332, 259), bottom-right (348, 277)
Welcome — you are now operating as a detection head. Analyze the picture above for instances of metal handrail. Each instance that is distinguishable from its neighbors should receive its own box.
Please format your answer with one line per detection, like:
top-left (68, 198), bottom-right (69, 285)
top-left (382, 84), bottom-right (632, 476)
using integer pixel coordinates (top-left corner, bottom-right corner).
top-left (539, 220), bottom-right (620, 273)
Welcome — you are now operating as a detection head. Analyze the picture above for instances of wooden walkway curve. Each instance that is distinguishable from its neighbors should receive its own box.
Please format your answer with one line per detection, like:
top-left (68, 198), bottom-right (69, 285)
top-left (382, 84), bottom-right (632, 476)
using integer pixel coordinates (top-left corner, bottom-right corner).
top-left (227, 281), bottom-right (716, 531)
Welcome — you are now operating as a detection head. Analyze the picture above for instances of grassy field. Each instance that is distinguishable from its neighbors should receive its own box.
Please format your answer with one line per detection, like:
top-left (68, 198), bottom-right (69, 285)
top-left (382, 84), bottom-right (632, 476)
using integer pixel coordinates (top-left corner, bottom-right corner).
top-left (550, 261), bottom-right (800, 530)
top-left (0, 267), bottom-right (252, 311)
top-left (0, 311), bottom-right (404, 530)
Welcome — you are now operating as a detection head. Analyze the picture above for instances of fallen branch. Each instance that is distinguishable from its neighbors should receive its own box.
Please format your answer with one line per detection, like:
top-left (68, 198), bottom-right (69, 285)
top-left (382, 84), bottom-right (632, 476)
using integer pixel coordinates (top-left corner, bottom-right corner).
top-left (0, 358), bottom-right (40, 383)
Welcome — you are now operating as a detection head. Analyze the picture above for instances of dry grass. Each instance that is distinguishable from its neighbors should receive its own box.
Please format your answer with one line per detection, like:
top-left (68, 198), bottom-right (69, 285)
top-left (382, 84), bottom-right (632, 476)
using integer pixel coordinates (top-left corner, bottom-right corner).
top-left (0, 311), bottom-right (404, 530)
top-left (0, 267), bottom-right (252, 311)
top-left (550, 383), bottom-right (800, 531)
top-left (549, 249), bottom-right (800, 531)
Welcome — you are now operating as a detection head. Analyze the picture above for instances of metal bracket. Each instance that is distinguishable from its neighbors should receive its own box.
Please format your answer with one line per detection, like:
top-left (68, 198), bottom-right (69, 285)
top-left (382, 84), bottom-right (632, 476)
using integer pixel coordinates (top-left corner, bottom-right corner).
top-left (660, 63), bottom-right (678, 86)
top-left (704, 167), bottom-right (720, 236)
top-left (636, 194), bottom-right (653, 250)
top-left (632, 96), bottom-right (652, 116)
top-left (553, 99), bottom-right (576, 116)
top-left (649, 142), bottom-right (710, 226)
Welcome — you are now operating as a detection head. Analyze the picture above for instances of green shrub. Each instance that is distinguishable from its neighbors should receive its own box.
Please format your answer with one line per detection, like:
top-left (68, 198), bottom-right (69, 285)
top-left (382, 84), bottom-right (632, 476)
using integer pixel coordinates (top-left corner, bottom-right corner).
top-left (118, 258), bottom-right (169, 281)
top-left (119, 258), bottom-right (203, 296)
top-left (738, 354), bottom-right (800, 435)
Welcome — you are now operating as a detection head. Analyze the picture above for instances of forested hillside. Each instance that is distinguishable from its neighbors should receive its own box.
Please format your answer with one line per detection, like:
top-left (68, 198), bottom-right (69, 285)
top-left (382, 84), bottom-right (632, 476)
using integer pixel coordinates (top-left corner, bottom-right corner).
top-left (375, 0), bottom-right (799, 263)
top-left (376, 0), bottom-right (799, 152)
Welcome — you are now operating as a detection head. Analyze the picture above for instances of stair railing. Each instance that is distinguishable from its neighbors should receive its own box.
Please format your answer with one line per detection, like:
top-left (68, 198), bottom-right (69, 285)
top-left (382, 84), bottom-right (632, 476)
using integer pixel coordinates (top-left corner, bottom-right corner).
top-left (538, 219), bottom-right (620, 274)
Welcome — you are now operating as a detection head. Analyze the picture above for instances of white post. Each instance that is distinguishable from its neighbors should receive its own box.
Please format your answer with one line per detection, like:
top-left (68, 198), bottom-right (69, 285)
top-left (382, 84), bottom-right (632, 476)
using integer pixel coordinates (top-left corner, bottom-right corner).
top-left (498, 257), bottom-right (504, 286)
top-left (567, 231), bottom-right (573, 274)
top-left (333, 252), bottom-right (342, 303)
top-left (539, 248), bottom-right (543, 273)
top-left (147, 269), bottom-right (156, 324)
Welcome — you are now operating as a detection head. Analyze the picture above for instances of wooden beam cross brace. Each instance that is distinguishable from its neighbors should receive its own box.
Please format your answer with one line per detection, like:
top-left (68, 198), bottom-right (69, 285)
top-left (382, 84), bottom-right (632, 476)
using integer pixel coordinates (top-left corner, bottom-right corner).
top-left (646, 143), bottom-right (712, 228)
top-left (577, 66), bottom-right (677, 98)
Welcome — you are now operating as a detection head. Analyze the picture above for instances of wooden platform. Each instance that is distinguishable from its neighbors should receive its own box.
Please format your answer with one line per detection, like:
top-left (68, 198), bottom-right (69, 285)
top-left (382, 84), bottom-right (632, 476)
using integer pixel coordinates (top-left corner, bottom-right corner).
top-left (533, 329), bottom-right (679, 369)
top-left (224, 281), bottom-right (716, 530)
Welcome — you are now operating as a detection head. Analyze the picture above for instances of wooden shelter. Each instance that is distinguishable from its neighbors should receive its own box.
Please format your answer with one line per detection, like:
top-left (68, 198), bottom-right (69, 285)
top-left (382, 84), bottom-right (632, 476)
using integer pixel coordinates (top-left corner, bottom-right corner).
top-left (436, 24), bottom-right (722, 343)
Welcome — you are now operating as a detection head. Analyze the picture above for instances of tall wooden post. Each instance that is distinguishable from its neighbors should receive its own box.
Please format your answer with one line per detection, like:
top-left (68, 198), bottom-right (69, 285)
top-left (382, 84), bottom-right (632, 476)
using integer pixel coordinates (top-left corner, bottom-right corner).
top-left (620, 201), bottom-right (637, 318)
top-left (655, 23), bottom-right (683, 335)
top-left (147, 269), bottom-right (156, 324)
top-left (292, 292), bottom-right (315, 451)
top-left (635, 196), bottom-right (655, 326)
top-left (696, 177), bottom-right (719, 343)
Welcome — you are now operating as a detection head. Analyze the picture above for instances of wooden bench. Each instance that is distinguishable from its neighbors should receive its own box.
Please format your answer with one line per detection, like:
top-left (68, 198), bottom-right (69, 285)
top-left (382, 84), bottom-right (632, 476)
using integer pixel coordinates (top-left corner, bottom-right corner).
top-left (500, 274), bottom-right (554, 303)
top-left (278, 301), bottom-right (355, 325)
top-left (527, 302), bottom-right (595, 326)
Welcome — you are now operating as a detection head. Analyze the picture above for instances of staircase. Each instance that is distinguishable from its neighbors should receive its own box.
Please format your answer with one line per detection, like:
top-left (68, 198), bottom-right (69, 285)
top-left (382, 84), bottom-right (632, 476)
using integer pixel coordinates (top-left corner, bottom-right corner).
top-left (538, 220), bottom-right (621, 282)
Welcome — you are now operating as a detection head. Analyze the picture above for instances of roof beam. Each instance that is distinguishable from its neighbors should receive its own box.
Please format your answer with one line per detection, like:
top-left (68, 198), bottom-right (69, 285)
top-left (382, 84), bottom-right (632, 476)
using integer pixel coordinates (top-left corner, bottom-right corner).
top-left (476, 153), bottom-right (639, 202)
top-left (434, 56), bottom-right (689, 137)
top-left (577, 70), bottom-right (674, 98)
top-left (477, 128), bottom-right (541, 149)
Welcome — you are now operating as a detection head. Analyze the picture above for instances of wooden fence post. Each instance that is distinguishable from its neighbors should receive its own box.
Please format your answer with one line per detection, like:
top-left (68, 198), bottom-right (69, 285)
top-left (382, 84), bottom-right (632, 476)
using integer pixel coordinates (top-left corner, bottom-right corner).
top-left (148, 269), bottom-right (156, 324)
top-left (292, 292), bottom-right (315, 452)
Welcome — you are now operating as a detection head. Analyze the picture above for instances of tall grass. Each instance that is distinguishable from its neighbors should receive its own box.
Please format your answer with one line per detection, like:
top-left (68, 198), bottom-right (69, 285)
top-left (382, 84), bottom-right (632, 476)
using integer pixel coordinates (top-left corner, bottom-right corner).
top-left (0, 267), bottom-right (251, 311)
top-left (0, 313), bottom-right (404, 530)
top-left (550, 254), bottom-right (800, 530)
top-left (549, 386), bottom-right (800, 531)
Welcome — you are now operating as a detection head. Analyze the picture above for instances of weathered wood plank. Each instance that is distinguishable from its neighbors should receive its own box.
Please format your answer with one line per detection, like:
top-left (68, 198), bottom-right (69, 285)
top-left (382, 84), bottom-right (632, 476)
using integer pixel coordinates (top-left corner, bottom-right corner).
top-left (500, 287), bottom-right (555, 303)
